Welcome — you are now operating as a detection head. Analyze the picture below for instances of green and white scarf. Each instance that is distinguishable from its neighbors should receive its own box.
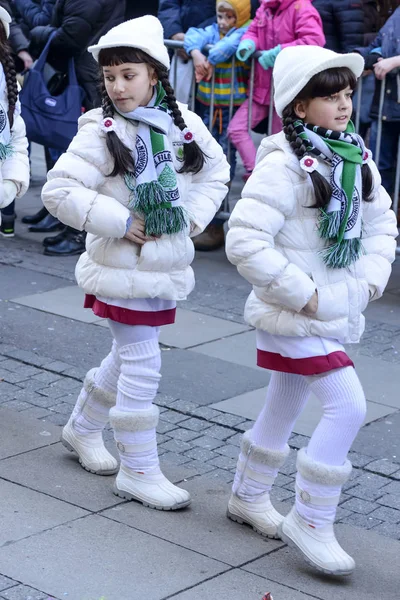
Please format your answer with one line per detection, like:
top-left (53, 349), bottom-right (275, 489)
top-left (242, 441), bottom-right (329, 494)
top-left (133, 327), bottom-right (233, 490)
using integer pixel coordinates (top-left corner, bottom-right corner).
top-left (116, 83), bottom-right (187, 237)
top-left (294, 120), bottom-right (369, 269)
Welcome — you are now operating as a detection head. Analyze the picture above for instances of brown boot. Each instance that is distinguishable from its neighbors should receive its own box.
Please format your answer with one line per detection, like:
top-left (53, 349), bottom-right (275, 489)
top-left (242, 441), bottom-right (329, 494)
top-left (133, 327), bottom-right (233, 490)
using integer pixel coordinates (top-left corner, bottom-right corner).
top-left (193, 223), bottom-right (225, 251)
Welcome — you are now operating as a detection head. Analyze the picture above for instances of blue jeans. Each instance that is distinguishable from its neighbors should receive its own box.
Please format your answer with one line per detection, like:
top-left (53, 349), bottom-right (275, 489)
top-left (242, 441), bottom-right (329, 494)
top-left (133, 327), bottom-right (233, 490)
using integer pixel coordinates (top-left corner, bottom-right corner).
top-left (369, 120), bottom-right (400, 196)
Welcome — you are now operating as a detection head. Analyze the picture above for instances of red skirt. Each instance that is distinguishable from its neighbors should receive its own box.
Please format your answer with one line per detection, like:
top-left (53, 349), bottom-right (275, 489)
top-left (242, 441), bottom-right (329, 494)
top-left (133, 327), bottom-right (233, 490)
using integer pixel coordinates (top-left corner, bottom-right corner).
top-left (84, 295), bottom-right (176, 327)
top-left (256, 331), bottom-right (354, 376)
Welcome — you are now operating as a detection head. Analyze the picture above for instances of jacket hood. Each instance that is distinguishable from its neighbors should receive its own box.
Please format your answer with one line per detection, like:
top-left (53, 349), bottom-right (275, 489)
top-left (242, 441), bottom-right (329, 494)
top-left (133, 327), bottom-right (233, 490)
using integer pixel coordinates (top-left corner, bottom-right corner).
top-left (217, 0), bottom-right (251, 28)
top-left (261, 0), bottom-right (310, 11)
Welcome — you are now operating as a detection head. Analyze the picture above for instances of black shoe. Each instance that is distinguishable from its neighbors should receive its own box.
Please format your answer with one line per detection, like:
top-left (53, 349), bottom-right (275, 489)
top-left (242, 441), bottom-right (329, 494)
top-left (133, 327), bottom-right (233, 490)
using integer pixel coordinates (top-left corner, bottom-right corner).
top-left (29, 214), bottom-right (64, 233)
top-left (43, 231), bottom-right (86, 256)
top-left (42, 228), bottom-right (67, 247)
top-left (0, 216), bottom-right (15, 237)
top-left (21, 206), bottom-right (49, 224)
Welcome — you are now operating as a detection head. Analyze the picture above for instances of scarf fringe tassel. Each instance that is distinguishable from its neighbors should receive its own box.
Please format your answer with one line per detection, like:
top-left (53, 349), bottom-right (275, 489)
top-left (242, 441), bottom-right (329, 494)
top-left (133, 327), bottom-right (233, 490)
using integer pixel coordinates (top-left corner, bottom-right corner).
top-left (0, 142), bottom-right (14, 161)
top-left (132, 180), bottom-right (188, 237)
top-left (320, 238), bottom-right (364, 269)
top-left (318, 209), bottom-right (341, 239)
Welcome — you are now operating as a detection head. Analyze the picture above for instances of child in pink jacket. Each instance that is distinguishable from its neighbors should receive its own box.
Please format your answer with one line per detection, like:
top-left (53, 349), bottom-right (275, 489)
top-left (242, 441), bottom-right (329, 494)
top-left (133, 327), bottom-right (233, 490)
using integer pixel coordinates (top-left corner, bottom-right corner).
top-left (228, 0), bottom-right (325, 179)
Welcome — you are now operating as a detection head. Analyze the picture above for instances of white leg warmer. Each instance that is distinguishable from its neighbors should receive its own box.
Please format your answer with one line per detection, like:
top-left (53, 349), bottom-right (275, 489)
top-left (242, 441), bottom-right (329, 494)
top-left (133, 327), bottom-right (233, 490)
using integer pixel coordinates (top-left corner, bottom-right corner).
top-left (305, 367), bottom-right (366, 466)
top-left (251, 372), bottom-right (310, 450)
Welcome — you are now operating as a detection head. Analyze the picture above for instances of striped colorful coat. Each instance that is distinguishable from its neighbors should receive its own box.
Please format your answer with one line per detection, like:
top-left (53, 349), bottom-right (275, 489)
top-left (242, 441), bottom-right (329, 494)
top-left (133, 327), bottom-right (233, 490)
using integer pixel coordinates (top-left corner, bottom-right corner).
top-left (184, 22), bottom-right (250, 107)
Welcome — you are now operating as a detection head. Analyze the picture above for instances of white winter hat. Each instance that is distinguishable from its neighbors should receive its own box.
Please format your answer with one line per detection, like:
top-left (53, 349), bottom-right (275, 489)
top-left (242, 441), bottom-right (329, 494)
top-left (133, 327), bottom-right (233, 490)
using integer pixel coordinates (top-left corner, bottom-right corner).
top-left (88, 15), bottom-right (170, 69)
top-left (0, 7), bottom-right (11, 39)
top-left (273, 45), bottom-right (365, 117)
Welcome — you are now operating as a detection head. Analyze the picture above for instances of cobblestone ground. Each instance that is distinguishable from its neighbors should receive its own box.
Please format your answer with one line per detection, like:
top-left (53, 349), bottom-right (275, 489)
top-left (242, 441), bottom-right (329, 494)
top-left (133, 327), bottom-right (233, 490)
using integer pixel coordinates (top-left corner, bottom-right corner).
top-left (1, 339), bottom-right (399, 564)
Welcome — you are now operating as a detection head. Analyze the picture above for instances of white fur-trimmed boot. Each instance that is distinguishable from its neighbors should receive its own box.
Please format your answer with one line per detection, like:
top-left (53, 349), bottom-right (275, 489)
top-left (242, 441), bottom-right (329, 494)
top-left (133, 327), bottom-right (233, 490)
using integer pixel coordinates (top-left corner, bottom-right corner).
top-left (279, 447), bottom-right (355, 576)
top-left (61, 368), bottom-right (118, 475)
top-left (227, 431), bottom-right (289, 538)
top-left (110, 405), bottom-right (191, 511)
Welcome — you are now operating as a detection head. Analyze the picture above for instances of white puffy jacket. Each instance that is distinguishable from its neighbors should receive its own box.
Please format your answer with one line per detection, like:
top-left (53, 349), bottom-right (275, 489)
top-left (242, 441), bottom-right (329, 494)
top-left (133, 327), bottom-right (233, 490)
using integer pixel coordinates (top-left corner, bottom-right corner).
top-left (226, 132), bottom-right (398, 344)
top-left (0, 100), bottom-right (29, 223)
top-left (42, 105), bottom-right (230, 300)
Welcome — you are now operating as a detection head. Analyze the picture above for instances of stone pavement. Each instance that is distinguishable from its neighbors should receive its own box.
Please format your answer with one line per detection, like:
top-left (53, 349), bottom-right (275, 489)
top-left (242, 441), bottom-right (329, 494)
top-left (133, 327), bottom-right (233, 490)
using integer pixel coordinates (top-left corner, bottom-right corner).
top-left (0, 145), bottom-right (399, 598)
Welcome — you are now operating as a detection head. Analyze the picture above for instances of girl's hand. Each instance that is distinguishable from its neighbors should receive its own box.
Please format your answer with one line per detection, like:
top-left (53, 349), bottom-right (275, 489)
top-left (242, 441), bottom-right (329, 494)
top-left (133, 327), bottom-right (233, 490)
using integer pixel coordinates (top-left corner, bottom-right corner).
top-left (374, 56), bottom-right (400, 80)
top-left (124, 217), bottom-right (153, 245)
top-left (302, 291), bottom-right (318, 315)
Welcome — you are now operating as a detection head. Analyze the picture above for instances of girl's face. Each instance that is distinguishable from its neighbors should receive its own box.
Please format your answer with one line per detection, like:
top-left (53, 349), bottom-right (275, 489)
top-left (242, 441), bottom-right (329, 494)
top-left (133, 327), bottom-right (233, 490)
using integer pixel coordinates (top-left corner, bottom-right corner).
top-left (103, 62), bottom-right (158, 113)
top-left (217, 9), bottom-right (237, 34)
top-left (294, 86), bottom-right (353, 132)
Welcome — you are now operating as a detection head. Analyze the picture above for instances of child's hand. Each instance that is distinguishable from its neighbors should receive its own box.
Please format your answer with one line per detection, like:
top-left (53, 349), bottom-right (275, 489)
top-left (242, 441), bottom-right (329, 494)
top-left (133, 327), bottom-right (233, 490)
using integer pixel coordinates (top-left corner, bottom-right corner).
top-left (236, 39), bottom-right (256, 62)
top-left (191, 50), bottom-right (212, 82)
top-left (258, 45), bottom-right (281, 71)
top-left (124, 217), bottom-right (154, 245)
top-left (302, 291), bottom-right (318, 315)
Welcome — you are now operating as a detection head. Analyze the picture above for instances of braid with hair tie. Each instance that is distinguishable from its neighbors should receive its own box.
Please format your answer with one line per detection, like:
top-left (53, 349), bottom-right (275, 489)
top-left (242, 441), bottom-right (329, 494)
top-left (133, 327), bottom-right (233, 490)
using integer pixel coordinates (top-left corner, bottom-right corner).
top-left (1, 44), bottom-right (17, 131)
top-left (100, 79), bottom-right (135, 177)
top-left (282, 106), bottom-right (332, 209)
top-left (158, 68), bottom-right (206, 174)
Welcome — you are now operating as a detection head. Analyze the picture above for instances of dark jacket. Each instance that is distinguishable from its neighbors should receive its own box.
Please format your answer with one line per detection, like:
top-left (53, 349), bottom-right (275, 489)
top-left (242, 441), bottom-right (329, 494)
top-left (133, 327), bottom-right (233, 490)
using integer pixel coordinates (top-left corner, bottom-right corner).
top-left (313, 0), bottom-right (364, 52)
top-left (125, 0), bottom-right (158, 19)
top-left (14, 0), bottom-right (56, 37)
top-left (0, 0), bottom-right (30, 54)
top-left (29, 0), bottom-right (126, 109)
top-left (356, 7), bottom-right (400, 122)
top-left (362, 0), bottom-right (379, 44)
top-left (158, 0), bottom-right (259, 38)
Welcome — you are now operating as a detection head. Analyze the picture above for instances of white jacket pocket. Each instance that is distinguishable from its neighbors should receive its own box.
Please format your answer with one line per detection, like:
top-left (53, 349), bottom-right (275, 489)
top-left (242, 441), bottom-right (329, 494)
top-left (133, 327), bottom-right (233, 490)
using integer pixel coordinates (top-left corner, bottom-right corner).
top-left (314, 282), bottom-right (348, 322)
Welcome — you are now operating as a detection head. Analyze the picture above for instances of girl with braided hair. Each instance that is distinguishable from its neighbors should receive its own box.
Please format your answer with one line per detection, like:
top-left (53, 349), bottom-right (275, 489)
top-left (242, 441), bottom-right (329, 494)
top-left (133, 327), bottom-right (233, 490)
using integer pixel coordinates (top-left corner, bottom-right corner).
top-left (0, 6), bottom-right (29, 237)
top-left (226, 46), bottom-right (397, 575)
top-left (42, 16), bottom-right (229, 511)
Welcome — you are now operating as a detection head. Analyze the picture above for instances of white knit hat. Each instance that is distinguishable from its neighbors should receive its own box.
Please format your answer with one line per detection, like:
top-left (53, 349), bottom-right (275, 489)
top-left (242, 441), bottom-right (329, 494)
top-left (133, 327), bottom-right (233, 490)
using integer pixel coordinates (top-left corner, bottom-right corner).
top-left (88, 15), bottom-right (170, 69)
top-left (273, 45), bottom-right (365, 117)
top-left (0, 7), bottom-right (11, 39)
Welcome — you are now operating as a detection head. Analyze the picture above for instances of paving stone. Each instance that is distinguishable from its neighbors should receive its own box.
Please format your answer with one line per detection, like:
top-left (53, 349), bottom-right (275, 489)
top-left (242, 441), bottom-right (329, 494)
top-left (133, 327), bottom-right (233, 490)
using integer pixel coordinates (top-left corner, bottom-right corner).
top-left (159, 410), bottom-right (190, 425)
top-left (0, 400), bottom-right (32, 412)
top-left (19, 406), bottom-right (53, 420)
top-left (202, 469), bottom-right (234, 484)
top-left (154, 393), bottom-right (176, 407)
top-left (61, 366), bottom-right (87, 380)
top-left (208, 455), bottom-right (237, 471)
top-left (382, 480), bottom-right (400, 495)
top-left (334, 506), bottom-right (353, 521)
top-left (35, 386), bottom-right (69, 399)
top-left (371, 521), bottom-right (400, 540)
top-left (48, 402), bottom-right (74, 415)
top-left (355, 471), bottom-right (392, 489)
top-left (369, 505), bottom-right (400, 523)
top-left (0, 371), bottom-right (30, 384)
top-left (289, 434), bottom-right (310, 449)
top-left (42, 412), bottom-right (68, 426)
top-left (0, 359), bottom-right (25, 372)
top-left (365, 458), bottom-right (400, 476)
top-left (24, 393), bottom-right (61, 409)
top-left (2, 349), bottom-right (48, 367)
top-left (50, 378), bottom-right (81, 392)
top-left (234, 420), bottom-right (254, 432)
top-left (377, 494), bottom-right (400, 510)
top-left (179, 460), bottom-right (217, 475)
top-left (11, 365), bottom-right (42, 378)
top-left (32, 372), bottom-right (62, 384)
top-left (226, 432), bottom-right (243, 447)
top-left (156, 420), bottom-right (178, 434)
top-left (0, 585), bottom-right (48, 599)
top-left (0, 575), bottom-right (16, 592)
top-left (391, 470), bottom-right (400, 480)
top-left (211, 413), bottom-right (246, 427)
top-left (192, 406), bottom-right (221, 420)
top-left (205, 424), bottom-right (235, 441)
top-left (214, 444), bottom-right (240, 459)
top-left (41, 360), bottom-right (74, 373)
top-left (168, 428), bottom-right (201, 443)
top-left (185, 447), bottom-right (219, 462)
top-left (275, 473), bottom-right (294, 488)
top-left (160, 438), bottom-right (193, 454)
top-left (155, 433), bottom-right (172, 445)
top-left (179, 417), bottom-right (211, 432)
top-left (270, 487), bottom-right (295, 502)
top-left (169, 399), bottom-right (199, 413)
top-left (160, 451), bottom-right (193, 466)
top-left (340, 497), bottom-right (379, 514)
top-left (191, 435), bottom-right (224, 450)
top-left (279, 451), bottom-right (297, 476)
top-left (14, 379), bottom-right (48, 392)
top-left (340, 513), bottom-right (383, 529)
top-left (0, 381), bottom-right (18, 397)
top-left (344, 484), bottom-right (387, 502)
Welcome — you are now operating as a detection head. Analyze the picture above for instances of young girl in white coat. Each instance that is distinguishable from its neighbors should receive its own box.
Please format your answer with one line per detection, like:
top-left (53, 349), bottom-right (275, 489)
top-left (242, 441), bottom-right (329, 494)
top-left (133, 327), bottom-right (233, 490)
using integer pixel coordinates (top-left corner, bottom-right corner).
top-left (226, 45), bottom-right (397, 575)
top-left (0, 7), bottom-right (29, 237)
top-left (42, 16), bottom-right (229, 511)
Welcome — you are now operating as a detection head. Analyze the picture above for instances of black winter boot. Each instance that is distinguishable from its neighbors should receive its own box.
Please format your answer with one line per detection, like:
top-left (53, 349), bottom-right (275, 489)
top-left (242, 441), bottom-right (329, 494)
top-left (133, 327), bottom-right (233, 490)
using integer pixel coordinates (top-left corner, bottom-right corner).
top-left (43, 228), bottom-right (86, 256)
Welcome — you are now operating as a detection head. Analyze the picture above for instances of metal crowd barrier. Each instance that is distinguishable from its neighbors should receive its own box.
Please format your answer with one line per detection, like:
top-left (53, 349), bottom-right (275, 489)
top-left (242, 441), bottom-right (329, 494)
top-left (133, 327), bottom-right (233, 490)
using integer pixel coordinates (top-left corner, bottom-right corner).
top-left (165, 40), bottom-right (400, 235)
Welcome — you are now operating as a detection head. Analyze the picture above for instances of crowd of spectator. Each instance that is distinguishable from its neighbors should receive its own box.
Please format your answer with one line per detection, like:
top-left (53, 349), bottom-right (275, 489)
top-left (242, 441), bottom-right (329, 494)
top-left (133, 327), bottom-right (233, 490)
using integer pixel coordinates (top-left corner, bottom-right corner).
top-left (0, 0), bottom-right (398, 254)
